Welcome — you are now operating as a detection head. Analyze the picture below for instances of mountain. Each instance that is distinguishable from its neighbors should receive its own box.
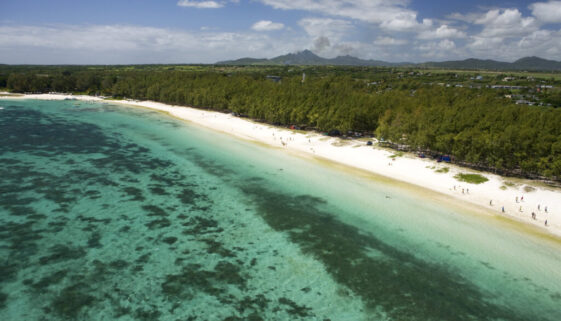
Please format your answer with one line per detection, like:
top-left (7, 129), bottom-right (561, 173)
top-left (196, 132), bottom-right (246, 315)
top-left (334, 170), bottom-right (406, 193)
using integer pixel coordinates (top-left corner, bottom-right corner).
top-left (269, 50), bottom-right (325, 65)
top-left (422, 56), bottom-right (561, 71)
top-left (511, 56), bottom-right (561, 71)
top-left (216, 50), bottom-right (561, 71)
top-left (218, 50), bottom-right (407, 67)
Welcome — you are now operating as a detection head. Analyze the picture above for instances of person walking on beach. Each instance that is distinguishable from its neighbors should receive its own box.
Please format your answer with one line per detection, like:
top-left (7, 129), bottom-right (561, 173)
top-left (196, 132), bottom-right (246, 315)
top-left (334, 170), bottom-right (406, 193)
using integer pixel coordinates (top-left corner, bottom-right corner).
top-left (521, 196), bottom-right (524, 202)
top-left (502, 206), bottom-right (505, 213)
top-left (489, 200), bottom-right (493, 206)
top-left (520, 206), bottom-right (523, 212)
top-left (516, 196), bottom-right (518, 203)
top-left (532, 212), bottom-right (536, 220)
top-left (538, 204), bottom-right (540, 211)
top-left (545, 220), bottom-right (548, 226)
top-left (545, 206), bottom-right (548, 213)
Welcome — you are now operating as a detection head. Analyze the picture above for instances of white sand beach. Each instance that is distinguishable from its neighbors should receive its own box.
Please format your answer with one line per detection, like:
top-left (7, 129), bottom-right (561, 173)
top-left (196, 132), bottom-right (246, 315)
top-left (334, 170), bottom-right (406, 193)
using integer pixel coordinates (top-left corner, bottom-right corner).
top-left (3, 93), bottom-right (561, 238)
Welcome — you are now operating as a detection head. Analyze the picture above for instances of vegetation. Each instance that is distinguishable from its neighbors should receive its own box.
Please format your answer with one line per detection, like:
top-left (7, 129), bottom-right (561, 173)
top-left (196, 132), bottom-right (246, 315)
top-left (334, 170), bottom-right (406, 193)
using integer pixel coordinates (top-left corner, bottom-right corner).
top-left (454, 173), bottom-right (489, 184)
top-left (435, 167), bottom-right (449, 173)
top-left (1, 64), bottom-right (560, 181)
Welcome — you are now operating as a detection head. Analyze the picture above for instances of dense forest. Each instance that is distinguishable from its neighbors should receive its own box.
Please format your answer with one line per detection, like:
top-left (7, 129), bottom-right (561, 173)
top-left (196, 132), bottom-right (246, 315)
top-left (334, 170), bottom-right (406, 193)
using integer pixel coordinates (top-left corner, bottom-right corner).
top-left (1, 65), bottom-right (561, 181)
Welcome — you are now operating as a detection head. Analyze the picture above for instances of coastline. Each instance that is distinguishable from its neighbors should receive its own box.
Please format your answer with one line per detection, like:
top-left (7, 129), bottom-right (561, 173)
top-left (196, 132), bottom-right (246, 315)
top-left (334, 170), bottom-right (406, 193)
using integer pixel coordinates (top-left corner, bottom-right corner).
top-left (2, 93), bottom-right (560, 239)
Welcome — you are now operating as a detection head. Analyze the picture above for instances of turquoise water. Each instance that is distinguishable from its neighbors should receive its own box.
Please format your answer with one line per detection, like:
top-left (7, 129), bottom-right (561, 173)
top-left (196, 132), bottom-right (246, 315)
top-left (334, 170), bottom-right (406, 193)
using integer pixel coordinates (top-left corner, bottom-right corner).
top-left (1, 99), bottom-right (560, 321)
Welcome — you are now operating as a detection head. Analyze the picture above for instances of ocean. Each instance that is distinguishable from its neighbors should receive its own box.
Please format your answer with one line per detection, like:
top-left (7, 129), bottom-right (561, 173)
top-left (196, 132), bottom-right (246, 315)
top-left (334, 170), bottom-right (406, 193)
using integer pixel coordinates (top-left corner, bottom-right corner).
top-left (1, 99), bottom-right (560, 320)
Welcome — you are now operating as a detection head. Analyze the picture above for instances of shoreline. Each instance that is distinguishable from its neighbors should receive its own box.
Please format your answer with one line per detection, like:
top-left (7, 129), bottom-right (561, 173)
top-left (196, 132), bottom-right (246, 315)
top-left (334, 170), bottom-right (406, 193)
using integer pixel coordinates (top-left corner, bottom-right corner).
top-left (2, 93), bottom-right (560, 239)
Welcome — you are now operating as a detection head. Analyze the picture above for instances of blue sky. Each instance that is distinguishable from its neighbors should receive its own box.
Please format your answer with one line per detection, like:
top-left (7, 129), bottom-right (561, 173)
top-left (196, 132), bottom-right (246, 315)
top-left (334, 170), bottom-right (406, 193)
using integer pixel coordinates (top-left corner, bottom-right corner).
top-left (1, 0), bottom-right (561, 64)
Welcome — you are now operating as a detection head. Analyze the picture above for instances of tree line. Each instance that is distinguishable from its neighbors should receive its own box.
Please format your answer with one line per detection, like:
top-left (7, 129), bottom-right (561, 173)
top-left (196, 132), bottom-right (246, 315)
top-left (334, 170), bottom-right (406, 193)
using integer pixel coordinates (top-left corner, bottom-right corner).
top-left (2, 66), bottom-right (561, 181)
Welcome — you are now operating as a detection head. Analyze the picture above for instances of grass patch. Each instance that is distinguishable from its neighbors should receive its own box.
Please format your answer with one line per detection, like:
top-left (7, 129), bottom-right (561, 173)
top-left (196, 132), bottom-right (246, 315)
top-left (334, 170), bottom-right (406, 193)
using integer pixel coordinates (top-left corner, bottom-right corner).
top-left (523, 185), bottom-right (536, 193)
top-left (388, 152), bottom-right (404, 158)
top-left (435, 167), bottom-right (449, 173)
top-left (454, 173), bottom-right (488, 184)
top-left (499, 186), bottom-right (507, 190)
top-left (504, 181), bottom-right (516, 187)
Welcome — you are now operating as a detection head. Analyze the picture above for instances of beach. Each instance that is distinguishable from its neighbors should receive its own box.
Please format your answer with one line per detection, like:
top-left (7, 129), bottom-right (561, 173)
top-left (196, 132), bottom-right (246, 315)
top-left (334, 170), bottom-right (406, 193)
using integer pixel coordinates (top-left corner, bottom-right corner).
top-left (2, 92), bottom-right (560, 238)
top-left (3, 94), bottom-right (561, 320)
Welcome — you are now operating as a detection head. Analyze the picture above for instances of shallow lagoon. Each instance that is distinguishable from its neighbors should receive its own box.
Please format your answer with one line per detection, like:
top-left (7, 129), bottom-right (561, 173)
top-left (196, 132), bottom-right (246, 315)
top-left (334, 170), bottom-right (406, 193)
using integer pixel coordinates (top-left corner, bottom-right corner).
top-left (1, 99), bottom-right (560, 320)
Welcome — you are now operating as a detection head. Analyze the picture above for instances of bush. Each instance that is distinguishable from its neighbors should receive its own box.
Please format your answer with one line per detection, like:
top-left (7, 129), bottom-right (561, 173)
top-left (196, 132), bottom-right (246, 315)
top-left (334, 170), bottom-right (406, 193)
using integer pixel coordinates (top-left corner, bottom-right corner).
top-left (454, 173), bottom-right (489, 184)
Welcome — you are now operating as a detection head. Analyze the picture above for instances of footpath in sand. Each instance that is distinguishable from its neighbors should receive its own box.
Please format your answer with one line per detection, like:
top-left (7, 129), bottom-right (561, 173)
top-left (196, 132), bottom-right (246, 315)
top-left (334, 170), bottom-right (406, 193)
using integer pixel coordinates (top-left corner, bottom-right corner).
top-left (2, 93), bottom-right (560, 238)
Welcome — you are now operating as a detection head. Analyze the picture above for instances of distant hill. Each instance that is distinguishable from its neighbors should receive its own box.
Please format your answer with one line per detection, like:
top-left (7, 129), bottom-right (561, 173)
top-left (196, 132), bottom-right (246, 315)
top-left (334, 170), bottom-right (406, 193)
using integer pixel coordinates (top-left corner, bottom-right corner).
top-left (217, 51), bottom-right (561, 71)
top-left (217, 50), bottom-right (407, 67)
top-left (422, 56), bottom-right (561, 71)
top-left (511, 56), bottom-right (561, 71)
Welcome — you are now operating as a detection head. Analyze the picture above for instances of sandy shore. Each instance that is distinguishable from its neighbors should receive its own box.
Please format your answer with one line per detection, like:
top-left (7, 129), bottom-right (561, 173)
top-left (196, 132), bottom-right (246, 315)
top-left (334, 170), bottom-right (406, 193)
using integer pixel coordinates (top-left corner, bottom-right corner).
top-left (3, 93), bottom-right (560, 238)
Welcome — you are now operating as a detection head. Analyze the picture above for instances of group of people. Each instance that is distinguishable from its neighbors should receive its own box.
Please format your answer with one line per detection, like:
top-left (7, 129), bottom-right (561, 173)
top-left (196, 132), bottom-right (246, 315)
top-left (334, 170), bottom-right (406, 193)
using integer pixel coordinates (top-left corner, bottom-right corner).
top-left (514, 196), bottom-right (550, 227)
top-left (452, 185), bottom-right (469, 194)
top-left (489, 195), bottom-right (551, 227)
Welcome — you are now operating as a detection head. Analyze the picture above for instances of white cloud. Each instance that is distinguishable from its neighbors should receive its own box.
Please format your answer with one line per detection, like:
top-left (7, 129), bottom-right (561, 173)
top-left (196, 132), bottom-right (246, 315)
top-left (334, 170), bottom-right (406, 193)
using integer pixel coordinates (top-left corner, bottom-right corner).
top-left (464, 28), bottom-right (561, 61)
top-left (177, 0), bottom-right (224, 9)
top-left (530, 1), bottom-right (561, 23)
top-left (0, 24), bottom-right (305, 64)
top-left (474, 9), bottom-right (537, 37)
top-left (298, 17), bottom-right (353, 41)
top-left (379, 12), bottom-right (420, 31)
top-left (418, 39), bottom-right (457, 58)
top-left (260, 0), bottom-right (423, 31)
top-left (417, 25), bottom-right (466, 39)
top-left (419, 39), bottom-right (456, 51)
top-left (373, 36), bottom-right (407, 45)
top-left (251, 20), bottom-right (285, 31)
top-left (297, 17), bottom-right (355, 57)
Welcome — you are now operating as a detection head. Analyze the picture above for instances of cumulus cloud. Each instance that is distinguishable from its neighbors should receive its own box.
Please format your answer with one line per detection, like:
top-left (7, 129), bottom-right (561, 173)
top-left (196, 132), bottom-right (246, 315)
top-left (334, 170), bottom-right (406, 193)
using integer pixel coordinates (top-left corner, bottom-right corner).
top-left (0, 24), bottom-right (304, 64)
top-left (420, 39), bottom-right (456, 51)
top-left (379, 12), bottom-right (420, 31)
top-left (373, 36), bottom-right (407, 45)
top-left (530, 1), bottom-right (561, 23)
top-left (417, 25), bottom-right (466, 39)
top-left (260, 0), bottom-right (423, 31)
top-left (465, 29), bottom-right (561, 61)
top-left (418, 39), bottom-right (457, 58)
top-left (251, 20), bottom-right (284, 31)
top-left (474, 9), bottom-right (537, 37)
top-left (298, 17), bottom-right (353, 41)
top-left (177, 0), bottom-right (224, 8)
top-left (297, 17), bottom-right (356, 56)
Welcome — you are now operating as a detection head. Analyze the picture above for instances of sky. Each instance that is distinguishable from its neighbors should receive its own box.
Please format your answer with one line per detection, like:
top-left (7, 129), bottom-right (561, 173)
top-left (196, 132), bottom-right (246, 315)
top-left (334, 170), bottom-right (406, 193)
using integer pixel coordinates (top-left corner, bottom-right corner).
top-left (1, 0), bottom-right (561, 64)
